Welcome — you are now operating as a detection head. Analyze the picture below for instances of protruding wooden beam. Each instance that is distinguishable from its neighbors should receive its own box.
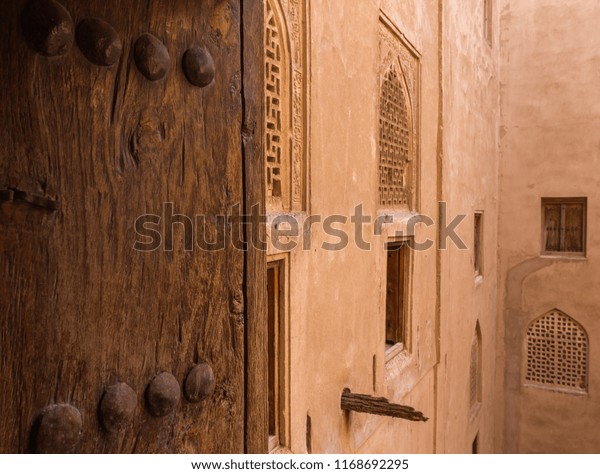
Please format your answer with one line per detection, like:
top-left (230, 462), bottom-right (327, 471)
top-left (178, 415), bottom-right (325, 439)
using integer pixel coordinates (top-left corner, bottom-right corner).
top-left (340, 389), bottom-right (428, 422)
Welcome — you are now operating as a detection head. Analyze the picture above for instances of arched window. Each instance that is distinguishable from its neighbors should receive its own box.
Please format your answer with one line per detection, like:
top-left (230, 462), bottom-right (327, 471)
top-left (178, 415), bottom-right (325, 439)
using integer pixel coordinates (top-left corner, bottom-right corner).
top-left (379, 63), bottom-right (413, 209)
top-left (526, 309), bottom-right (588, 392)
top-left (264, 0), bottom-right (289, 211)
top-left (469, 322), bottom-right (482, 411)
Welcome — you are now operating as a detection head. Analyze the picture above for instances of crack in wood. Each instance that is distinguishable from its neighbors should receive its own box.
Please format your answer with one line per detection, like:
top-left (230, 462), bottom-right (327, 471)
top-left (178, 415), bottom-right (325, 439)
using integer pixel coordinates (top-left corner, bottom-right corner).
top-left (1, 187), bottom-right (60, 211)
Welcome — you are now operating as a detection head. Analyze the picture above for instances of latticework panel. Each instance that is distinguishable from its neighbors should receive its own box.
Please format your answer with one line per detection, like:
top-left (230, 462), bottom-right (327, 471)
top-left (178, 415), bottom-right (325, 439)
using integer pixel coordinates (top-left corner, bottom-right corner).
top-left (526, 310), bottom-right (588, 391)
top-left (379, 65), bottom-right (411, 208)
top-left (265, 1), bottom-right (283, 201)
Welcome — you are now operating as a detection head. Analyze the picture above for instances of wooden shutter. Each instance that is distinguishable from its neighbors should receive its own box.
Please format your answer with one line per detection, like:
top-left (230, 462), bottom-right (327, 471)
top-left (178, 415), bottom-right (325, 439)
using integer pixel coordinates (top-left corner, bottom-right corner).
top-left (385, 242), bottom-right (407, 346)
top-left (543, 203), bottom-right (562, 252)
top-left (564, 203), bottom-right (585, 252)
top-left (542, 199), bottom-right (586, 254)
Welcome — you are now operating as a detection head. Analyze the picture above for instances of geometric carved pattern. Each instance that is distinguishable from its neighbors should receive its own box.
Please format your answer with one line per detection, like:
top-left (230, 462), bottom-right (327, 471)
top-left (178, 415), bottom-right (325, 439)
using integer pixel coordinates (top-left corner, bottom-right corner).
top-left (263, 0), bottom-right (305, 214)
top-left (262, 0), bottom-right (305, 258)
top-left (526, 310), bottom-right (588, 392)
top-left (379, 65), bottom-right (412, 207)
top-left (265, 0), bottom-right (284, 202)
top-left (378, 17), bottom-right (419, 211)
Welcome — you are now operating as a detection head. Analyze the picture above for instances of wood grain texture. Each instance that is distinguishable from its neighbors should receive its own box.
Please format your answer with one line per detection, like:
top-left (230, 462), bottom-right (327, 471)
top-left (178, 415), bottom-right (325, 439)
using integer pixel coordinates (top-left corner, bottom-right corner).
top-left (341, 390), bottom-right (429, 422)
top-left (0, 0), bottom-right (258, 453)
top-left (241, 0), bottom-right (268, 455)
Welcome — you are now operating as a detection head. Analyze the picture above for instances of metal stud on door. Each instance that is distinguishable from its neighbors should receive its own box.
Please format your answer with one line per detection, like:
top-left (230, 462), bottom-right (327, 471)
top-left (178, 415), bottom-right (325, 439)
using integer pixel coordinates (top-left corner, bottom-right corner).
top-left (0, 0), bottom-right (266, 453)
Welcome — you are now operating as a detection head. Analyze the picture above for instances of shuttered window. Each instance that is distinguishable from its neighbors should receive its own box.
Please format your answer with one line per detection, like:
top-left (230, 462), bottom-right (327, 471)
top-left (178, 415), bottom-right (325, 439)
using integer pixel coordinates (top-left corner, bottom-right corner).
top-left (385, 241), bottom-right (410, 349)
top-left (267, 259), bottom-right (288, 451)
top-left (542, 198), bottom-right (586, 254)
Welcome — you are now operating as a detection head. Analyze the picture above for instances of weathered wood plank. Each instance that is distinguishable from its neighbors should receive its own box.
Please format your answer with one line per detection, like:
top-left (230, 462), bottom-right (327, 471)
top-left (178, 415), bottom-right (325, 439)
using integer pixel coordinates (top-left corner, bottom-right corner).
top-left (242, 0), bottom-right (268, 455)
top-left (341, 390), bottom-right (429, 422)
top-left (1, 0), bottom-right (256, 453)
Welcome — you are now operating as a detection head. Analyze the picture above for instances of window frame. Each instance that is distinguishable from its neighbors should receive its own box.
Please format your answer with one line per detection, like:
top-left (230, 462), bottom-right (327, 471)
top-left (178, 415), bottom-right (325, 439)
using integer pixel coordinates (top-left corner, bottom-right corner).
top-left (524, 309), bottom-right (589, 394)
top-left (377, 15), bottom-right (421, 215)
top-left (384, 238), bottom-right (413, 360)
top-left (474, 211), bottom-right (484, 278)
top-left (378, 62), bottom-right (414, 210)
top-left (266, 255), bottom-right (290, 452)
top-left (541, 197), bottom-right (587, 257)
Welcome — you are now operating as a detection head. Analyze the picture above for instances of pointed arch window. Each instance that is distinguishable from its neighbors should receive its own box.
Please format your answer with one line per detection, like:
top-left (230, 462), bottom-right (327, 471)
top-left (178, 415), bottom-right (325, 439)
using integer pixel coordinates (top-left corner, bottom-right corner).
top-left (469, 322), bottom-right (482, 413)
top-left (265, 1), bottom-right (288, 209)
top-left (378, 63), bottom-right (413, 209)
top-left (526, 309), bottom-right (588, 393)
top-left (264, 0), bottom-right (307, 213)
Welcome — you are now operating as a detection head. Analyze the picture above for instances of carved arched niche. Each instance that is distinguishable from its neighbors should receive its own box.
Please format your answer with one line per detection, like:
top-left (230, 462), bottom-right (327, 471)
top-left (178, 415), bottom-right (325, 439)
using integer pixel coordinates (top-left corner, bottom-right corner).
top-left (378, 18), bottom-right (420, 211)
top-left (525, 309), bottom-right (589, 393)
top-left (264, 0), bottom-right (306, 212)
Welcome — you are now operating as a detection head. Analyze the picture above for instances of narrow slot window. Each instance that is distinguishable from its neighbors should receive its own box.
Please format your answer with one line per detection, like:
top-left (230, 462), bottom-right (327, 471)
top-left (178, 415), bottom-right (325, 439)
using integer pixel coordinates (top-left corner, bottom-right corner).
top-left (474, 212), bottom-right (484, 277)
top-left (267, 260), bottom-right (287, 451)
top-left (385, 241), bottom-right (409, 350)
top-left (469, 322), bottom-right (483, 414)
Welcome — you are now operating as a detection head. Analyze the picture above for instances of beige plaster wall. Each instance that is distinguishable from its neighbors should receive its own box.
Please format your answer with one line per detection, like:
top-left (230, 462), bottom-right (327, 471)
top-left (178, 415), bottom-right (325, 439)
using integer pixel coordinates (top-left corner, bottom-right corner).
top-left (498, 0), bottom-right (600, 453)
top-left (284, 0), bottom-right (439, 453)
top-left (270, 0), bottom-right (500, 453)
top-left (436, 0), bottom-right (500, 454)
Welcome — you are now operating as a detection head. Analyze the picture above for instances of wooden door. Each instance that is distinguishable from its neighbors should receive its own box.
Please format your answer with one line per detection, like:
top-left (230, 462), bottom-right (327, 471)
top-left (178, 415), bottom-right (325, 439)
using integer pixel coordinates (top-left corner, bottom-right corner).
top-left (0, 0), bottom-right (266, 453)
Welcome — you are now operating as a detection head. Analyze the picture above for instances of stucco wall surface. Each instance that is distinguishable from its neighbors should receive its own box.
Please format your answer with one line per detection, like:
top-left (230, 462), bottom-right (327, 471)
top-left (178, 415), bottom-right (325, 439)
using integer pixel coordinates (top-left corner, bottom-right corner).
top-left (276, 0), bottom-right (500, 453)
top-left (498, 0), bottom-right (600, 454)
top-left (437, 0), bottom-right (500, 454)
top-left (290, 0), bottom-right (440, 453)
